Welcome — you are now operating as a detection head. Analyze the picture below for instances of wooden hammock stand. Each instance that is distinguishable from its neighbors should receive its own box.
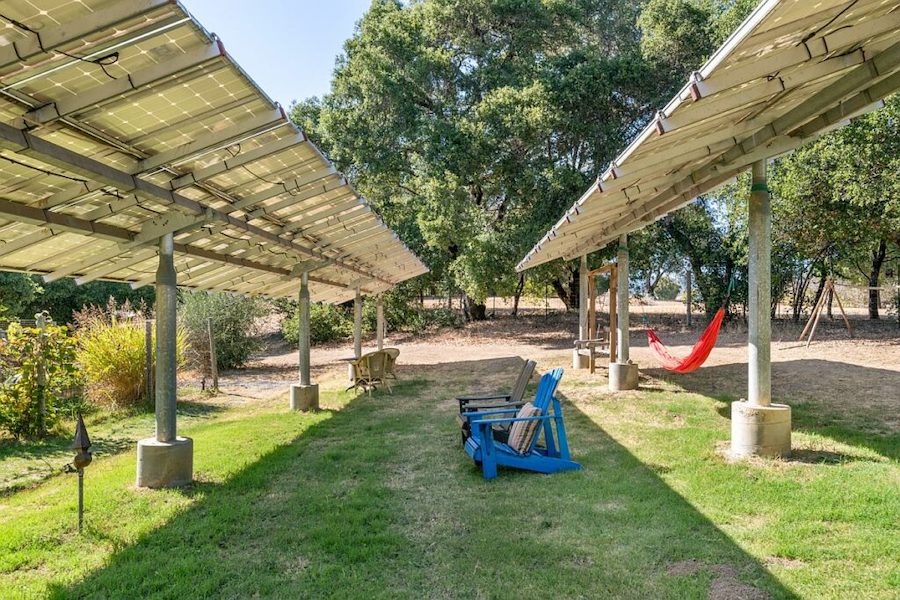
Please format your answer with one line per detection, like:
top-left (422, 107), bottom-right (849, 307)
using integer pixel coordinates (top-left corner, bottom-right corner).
top-left (574, 263), bottom-right (617, 374)
top-left (798, 277), bottom-right (853, 346)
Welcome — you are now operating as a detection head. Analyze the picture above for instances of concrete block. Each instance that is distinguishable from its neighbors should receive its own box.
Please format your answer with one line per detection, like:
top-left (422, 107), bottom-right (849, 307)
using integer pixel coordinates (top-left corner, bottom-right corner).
top-left (730, 401), bottom-right (791, 458)
top-left (290, 383), bottom-right (319, 411)
top-left (136, 436), bottom-right (193, 488)
top-left (572, 349), bottom-right (590, 370)
top-left (608, 362), bottom-right (639, 391)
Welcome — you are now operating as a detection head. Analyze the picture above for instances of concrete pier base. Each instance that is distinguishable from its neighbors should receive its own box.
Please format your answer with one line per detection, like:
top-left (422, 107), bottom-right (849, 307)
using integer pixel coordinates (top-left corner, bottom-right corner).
top-left (290, 383), bottom-right (319, 411)
top-left (136, 437), bottom-right (193, 488)
top-left (608, 362), bottom-right (639, 391)
top-left (572, 349), bottom-right (590, 370)
top-left (730, 401), bottom-right (791, 458)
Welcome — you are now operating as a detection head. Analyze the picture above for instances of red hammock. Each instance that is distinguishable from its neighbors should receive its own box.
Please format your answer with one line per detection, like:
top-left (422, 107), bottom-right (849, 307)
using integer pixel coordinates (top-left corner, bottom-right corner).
top-left (646, 307), bottom-right (726, 373)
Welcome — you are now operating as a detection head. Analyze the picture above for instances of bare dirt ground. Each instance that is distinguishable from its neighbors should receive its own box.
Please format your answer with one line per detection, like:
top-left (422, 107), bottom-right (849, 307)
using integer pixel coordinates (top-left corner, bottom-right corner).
top-left (224, 302), bottom-right (899, 432)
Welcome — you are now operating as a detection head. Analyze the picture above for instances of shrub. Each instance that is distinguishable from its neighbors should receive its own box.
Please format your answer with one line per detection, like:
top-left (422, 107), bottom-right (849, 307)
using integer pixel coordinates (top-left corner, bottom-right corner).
top-left (282, 302), bottom-right (354, 345)
top-left (654, 276), bottom-right (682, 301)
top-left (281, 290), bottom-right (463, 347)
top-left (74, 301), bottom-right (184, 409)
top-left (0, 313), bottom-right (81, 439)
top-left (362, 289), bottom-right (462, 334)
top-left (180, 291), bottom-right (266, 371)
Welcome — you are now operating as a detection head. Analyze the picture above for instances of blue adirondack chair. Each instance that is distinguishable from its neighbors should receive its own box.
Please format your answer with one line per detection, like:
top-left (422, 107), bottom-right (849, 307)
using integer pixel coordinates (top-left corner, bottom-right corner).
top-left (462, 367), bottom-right (581, 480)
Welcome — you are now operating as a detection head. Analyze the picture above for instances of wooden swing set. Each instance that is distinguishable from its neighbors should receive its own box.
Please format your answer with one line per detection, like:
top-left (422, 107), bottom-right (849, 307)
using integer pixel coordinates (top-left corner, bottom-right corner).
top-left (574, 263), bottom-right (617, 374)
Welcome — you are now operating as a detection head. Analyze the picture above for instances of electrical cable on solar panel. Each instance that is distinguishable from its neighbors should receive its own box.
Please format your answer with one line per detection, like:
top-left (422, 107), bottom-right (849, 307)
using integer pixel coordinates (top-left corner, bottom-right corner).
top-left (133, 197), bottom-right (165, 215)
top-left (0, 155), bottom-right (88, 184)
top-left (226, 143), bottom-right (283, 186)
top-left (0, 13), bottom-right (119, 81)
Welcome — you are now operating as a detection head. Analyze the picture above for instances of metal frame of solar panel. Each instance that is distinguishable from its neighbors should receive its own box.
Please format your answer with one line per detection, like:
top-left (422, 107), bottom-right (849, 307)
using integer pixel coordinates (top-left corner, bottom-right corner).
top-left (0, 0), bottom-right (428, 305)
top-left (517, 0), bottom-right (900, 271)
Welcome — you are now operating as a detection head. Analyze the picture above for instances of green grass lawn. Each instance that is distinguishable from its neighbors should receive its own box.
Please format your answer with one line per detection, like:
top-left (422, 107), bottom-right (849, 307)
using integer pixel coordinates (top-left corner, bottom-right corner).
top-left (0, 388), bottom-right (225, 494)
top-left (1, 357), bottom-right (897, 599)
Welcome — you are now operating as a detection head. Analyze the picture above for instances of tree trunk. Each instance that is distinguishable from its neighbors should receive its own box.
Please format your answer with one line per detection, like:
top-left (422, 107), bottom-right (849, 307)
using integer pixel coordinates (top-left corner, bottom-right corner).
top-left (551, 278), bottom-right (570, 309)
top-left (868, 238), bottom-right (887, 319)
top-left (511, 273), bottom-right (525, 318)
top-left (791, 262), bottom-right (816, 322)
top-left (811, 272), bottom-right (826, 318)
top-left (463, 294), bottom-right (487, 321)
top-left (568, 271), bottom-right (580, 311)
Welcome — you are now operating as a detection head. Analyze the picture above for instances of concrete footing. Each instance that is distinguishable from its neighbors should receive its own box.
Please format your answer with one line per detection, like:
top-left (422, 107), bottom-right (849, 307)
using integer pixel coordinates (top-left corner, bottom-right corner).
top-left (136, 436), bottom-right (193, 488)
top-left (608, 362), bottom-right (639, 391)
top-left (730, 401), bottom-right (791, 458)
top-left (572, 349), bottom-right (590, 370)
top-left (290, 383), bottom-right (319, 411)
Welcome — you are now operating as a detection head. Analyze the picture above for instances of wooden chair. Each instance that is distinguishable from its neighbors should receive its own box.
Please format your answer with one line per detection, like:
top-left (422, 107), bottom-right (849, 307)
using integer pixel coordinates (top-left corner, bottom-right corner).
top-left (348, 350), bottom-right (392, 395)
top-left (382, 347), bottom-right (400, 380)
top-left (462, 368), bottom-right (580, 480)
top-left (456, 359), bottom-right (536, 444)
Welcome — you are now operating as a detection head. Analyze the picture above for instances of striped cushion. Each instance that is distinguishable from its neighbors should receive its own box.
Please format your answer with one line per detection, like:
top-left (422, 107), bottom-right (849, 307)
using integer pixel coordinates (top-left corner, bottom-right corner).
top-left (507, 402), bottom-right (542, 454)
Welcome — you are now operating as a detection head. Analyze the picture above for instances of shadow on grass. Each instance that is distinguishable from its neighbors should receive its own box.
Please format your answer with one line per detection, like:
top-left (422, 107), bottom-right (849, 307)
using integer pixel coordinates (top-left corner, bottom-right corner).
top-left (645, 359), bottom-right (899, 461)
top-left (51, 359), bottom-right (795, 599)
top-left (0, 400), bottom-right (227, 495)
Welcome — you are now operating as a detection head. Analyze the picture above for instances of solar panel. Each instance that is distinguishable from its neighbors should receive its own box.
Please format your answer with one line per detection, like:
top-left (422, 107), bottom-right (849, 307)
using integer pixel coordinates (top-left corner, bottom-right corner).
top-left (0, 0), bottom-right (428, 303)
top-left (518, 0), bottom-right (900, 271)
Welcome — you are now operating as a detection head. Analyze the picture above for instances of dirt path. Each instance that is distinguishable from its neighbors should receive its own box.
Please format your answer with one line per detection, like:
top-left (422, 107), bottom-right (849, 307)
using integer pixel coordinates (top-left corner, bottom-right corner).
top-left (226, 311), bottom-right (898, 432)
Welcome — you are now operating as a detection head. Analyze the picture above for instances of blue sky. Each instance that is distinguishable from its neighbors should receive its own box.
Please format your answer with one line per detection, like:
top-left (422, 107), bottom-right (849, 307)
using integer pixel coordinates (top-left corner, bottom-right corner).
top-left (182, 0), bottom-right (372, 107)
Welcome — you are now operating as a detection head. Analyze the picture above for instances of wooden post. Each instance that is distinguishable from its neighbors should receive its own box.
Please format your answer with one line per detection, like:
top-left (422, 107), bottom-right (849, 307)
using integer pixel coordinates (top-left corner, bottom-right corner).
top-left (35, 313), bottom-right (47, 437)
top-left (685, 267), bottom-right (693, 327)
top-left (588, 272), bottom-right (596, 341)
top-left (805, 294), bottom-right (826, 348)
top-left (207, 317), bottom-right (218, 392)
top-left (798, 280), bottom-right (828, 343)
top-left (801, 278), bottom-right (854, 345)
top-left (831, 282), bottom-right (853, 338)
top-left (587, 271), bottom-right (597, 373)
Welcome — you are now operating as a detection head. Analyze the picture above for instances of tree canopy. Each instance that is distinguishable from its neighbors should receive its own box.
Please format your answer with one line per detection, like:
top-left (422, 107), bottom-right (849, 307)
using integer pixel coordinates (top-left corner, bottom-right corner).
top-left (295, 0), bottom-right (666, 317)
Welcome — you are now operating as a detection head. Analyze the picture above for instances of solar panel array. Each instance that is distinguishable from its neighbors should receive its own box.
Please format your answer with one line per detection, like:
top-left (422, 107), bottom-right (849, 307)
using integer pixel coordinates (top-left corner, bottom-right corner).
top-left (518, 0), bottom-right (900, 271)
top-left (0, 0), bottom-right (428, 303)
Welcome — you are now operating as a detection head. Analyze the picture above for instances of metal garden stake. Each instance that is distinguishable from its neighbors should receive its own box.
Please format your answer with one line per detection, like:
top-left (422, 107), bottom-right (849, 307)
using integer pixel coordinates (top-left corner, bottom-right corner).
top-left (65, 414), bottom-right (92, 533)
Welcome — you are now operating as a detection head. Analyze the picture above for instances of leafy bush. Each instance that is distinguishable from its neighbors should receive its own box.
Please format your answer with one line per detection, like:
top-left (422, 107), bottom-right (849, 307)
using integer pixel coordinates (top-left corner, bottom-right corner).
top-left (363, 289), bottom-right (462, 334)
top-left (281, 288), bottom-right (463, 347)
top-left (0, 313), bottom-right (81, 439)
top-left (75, 301), bottom-right (184, 409)
top-left (282, 302), bottom-right (354, 345)
top-left (654, 276), bottom-right (682, 301)
top-left (423, 307), bottom-right (463, 329)
top-left (0, 273), bottom-right (42, 318)
top-left (180, 292), bottom-right (266, 371)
